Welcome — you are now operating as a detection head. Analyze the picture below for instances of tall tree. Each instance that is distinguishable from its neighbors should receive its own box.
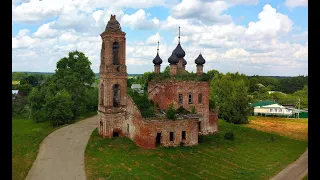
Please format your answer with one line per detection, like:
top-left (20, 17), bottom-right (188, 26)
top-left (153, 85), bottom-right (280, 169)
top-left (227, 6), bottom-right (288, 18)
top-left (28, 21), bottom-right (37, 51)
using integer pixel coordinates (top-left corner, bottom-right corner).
top-left (210, 73), bottom-right (249, 124)
top-left (54, 51), bottom-right (95, 115)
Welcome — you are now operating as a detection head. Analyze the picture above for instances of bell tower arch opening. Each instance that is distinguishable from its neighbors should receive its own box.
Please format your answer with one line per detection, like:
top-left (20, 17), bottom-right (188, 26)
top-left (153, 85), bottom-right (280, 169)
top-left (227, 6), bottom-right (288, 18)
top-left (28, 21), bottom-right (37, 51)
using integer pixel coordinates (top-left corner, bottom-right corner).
top-left (113, 84), bottom-right (120, 107)
top-left (112, 41), bottom-right (120, 65)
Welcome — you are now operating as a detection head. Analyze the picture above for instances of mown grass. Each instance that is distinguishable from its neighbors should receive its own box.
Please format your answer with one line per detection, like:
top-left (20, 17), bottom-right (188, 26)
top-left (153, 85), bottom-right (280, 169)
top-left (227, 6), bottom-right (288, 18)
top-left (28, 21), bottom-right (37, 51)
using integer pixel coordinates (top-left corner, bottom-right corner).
top-left (85, 119), bottom-right (308, 180)
top-left (12, 111), bottom-right (97, 180)
top-left (244, 116), bottom-right (308, 142)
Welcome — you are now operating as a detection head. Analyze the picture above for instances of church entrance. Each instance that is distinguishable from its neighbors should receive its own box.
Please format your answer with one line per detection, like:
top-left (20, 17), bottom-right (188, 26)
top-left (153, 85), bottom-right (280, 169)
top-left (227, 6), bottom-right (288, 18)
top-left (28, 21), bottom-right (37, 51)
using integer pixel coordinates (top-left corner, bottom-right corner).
top-left (113, 132), bottom-right (119, 137)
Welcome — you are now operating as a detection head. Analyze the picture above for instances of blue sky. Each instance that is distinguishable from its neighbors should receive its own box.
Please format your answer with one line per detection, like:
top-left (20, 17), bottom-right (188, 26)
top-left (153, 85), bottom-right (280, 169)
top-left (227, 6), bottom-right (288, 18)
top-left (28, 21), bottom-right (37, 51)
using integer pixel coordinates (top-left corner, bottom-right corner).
top-left (12, 0), bottom-right (308, 76)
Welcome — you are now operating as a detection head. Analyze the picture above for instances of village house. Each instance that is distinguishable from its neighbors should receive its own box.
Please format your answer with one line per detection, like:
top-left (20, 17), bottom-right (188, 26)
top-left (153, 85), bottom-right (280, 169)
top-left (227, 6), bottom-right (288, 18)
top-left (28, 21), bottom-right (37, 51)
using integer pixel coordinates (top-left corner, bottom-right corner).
top-left (250, 100), bottom-right (292, 117)
top-left (97, 15), bottom-right (218, 149)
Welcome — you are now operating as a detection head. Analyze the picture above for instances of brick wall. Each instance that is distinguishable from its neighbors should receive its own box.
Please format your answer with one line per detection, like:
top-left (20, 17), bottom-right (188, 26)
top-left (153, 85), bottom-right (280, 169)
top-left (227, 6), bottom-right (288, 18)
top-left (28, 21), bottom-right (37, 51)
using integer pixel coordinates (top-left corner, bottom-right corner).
top-left (148, 80), bottom-right (218, 135)
top-left (123, 95), bottom-right (199, 149)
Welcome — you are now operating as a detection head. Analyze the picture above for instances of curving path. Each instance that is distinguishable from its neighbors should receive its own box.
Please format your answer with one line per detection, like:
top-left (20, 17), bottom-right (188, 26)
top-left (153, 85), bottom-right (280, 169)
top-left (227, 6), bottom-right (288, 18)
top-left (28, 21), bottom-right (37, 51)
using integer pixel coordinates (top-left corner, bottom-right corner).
top-left (270, 148), bottom-right (308, 180)
top-left (25, 115), bottom-right (99, 180)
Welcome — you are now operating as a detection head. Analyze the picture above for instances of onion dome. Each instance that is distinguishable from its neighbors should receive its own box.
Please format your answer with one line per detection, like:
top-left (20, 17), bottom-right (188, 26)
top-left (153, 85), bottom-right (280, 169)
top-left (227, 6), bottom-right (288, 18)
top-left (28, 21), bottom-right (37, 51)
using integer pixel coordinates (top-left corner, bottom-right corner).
top-left (173, 43), bottom-right (186, 58)
top-left (153, 53), bottom-right (163, 65)
top-left (168, 52), bottom-right (179, 64)
top-left (182, 57), bottom-right (187, 66)
top-left (105, 15), bottom-right (122, 32)
top-left (195, 53), bottom-right (206, 65)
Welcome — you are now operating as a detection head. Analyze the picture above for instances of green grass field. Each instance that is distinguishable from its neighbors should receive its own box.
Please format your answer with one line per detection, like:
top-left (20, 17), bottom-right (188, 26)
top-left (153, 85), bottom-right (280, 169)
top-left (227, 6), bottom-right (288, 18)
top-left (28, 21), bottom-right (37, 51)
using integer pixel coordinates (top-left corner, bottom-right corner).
top-left (85, 120), bottom-right (308, 180)
top-left (12, 112), bottom-right (97, 180)
top-left (12, 118), bottom-right (58, 180)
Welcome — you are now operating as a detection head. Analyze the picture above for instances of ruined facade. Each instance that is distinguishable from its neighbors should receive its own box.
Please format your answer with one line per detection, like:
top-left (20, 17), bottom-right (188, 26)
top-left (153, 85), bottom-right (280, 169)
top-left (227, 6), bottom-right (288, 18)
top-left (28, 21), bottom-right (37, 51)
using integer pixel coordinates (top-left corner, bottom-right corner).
top-left (98, 15), bottom-right (218, 149)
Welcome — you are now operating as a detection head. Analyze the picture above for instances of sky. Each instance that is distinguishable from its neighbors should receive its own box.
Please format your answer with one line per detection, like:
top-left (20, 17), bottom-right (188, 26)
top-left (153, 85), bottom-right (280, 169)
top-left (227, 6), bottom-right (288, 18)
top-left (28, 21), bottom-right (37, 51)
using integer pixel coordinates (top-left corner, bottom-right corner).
top-left (12, 0), bottom-right (308, 76)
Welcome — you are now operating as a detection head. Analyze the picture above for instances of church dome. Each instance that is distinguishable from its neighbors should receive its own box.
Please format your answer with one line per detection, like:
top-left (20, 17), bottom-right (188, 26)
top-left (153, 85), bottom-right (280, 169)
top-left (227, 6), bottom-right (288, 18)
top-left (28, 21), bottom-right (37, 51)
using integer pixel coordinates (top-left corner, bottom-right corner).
top-left (153, 53), bottom-right (163, 65)
top-left (173, 43), bottom-right (186, 58)
top-left (182, 58), bottom-right (187, 66)
top-left (195, 53), bottom-right (206, 65)
top-left (168, 52), bottom-right (179, 64)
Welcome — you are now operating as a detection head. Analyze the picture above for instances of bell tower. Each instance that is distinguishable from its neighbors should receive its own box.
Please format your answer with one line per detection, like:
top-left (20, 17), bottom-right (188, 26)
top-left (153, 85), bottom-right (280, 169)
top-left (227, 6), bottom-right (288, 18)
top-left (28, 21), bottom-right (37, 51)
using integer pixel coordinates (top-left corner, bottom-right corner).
top-left (98, 15), bottom-right (128, 138)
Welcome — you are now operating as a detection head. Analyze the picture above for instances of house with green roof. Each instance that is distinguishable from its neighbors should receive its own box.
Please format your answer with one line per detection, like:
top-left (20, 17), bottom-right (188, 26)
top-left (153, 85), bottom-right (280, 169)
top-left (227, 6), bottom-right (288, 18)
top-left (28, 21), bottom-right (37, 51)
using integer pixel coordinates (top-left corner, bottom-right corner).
top-left (250, 100), bottom-right (293, 117)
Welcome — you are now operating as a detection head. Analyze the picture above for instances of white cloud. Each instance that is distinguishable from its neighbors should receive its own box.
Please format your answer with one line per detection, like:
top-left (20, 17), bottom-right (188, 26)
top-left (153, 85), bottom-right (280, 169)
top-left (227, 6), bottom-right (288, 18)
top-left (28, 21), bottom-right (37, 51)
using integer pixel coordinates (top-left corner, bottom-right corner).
top-left (33, 22), bottom-right (58, 38)
top-left (170, 0), bottom-right (233, 24)
top-left (12, 0), bottom-right (168, 24)
top-left (12, 0), bottom-right (64, 23)
top-left (92, 10), bottom-right (103, 22)
top-left (246, 4), bottom-right (293, 38)
top-left (58, 31), bottom-right (78, 43)
top-left (17, 29), bottom-right (30, 37)
top-left (146, 32), bottom-right (162, 45)
top-left (285, 0), bottom-right (308, 9)
top-left (222, 48), bottom-right (250, 59)
top-left (121, 9), bottom-right (159, 30)
top-left (12, 36), bottom-right (40, 49)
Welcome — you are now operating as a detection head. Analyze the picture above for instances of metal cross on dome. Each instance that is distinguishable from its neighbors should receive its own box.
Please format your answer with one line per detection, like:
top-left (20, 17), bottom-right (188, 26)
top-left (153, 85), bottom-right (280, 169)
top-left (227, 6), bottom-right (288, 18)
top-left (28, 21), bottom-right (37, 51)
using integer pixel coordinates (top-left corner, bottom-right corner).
top-left (157, 41), bottom-right (159, 54)
top-left (178, 26), bottom-right (180, 43)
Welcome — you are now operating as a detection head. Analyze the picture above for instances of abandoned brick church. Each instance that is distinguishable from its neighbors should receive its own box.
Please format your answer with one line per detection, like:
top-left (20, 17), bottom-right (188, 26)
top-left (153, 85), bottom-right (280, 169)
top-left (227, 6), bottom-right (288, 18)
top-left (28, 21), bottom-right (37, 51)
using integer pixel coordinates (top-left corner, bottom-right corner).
top-left (98, 15), bottom-right (218, 149)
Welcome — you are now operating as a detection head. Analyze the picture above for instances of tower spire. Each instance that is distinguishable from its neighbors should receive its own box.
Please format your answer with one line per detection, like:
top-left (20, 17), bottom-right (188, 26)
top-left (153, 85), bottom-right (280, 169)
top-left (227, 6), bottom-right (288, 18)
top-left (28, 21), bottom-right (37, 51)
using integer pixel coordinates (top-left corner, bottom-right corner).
top-left (178, 26), bottom-right (180, 43)
top-left (157, 41), bottom-right (159, 54)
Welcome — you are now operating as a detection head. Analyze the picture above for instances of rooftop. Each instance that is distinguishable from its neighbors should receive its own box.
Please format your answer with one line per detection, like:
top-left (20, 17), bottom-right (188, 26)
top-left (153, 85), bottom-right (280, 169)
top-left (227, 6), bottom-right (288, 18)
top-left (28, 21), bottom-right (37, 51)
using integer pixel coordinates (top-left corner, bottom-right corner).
top-left (250, 100), bottom-right (278, 107)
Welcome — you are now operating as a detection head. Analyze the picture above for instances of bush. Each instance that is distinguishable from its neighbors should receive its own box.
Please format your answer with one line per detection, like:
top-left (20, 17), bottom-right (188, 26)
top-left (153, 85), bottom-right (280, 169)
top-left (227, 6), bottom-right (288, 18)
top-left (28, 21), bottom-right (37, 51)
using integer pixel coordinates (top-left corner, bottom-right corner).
top-left (224, 132), bottom-right (235, 140)
top-left (166, 103), bottom-right (177, 120)
top-left (127, 89), bottom-right (155, 118)
top-left (12, 96), bottom-right (28, 117)
top-left (142, 106), bottom-right (156, 118)
top-left (180, 142), bottom-right (185, 146)
top-left (191, 106), bottom-right (196, 114)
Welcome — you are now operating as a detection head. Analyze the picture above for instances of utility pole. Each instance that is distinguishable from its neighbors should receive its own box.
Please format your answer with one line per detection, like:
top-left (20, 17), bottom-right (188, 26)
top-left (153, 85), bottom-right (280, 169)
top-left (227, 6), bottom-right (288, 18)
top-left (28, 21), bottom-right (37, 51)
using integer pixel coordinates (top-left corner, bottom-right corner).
top-left (298, 97), bottom-right (300, 120)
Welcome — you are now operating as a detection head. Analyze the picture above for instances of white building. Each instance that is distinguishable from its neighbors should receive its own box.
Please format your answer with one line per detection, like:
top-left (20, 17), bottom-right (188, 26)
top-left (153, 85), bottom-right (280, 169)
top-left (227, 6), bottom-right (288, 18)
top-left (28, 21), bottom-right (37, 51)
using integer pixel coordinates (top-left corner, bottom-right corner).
top-left (250, 100), bottom-right (293, 117)
top-left (131, 84), bottom-right (144, 94)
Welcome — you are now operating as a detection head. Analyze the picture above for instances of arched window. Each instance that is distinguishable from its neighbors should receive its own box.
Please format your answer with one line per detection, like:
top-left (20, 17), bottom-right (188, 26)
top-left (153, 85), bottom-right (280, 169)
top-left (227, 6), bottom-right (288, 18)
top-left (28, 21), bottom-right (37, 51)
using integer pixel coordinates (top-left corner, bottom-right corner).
top-left (100, 83), bottom-right (104, 105)
top-left (113, 84), bottom-right (120, 107)
top-left (112, 42), bottom-right (120, 65)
